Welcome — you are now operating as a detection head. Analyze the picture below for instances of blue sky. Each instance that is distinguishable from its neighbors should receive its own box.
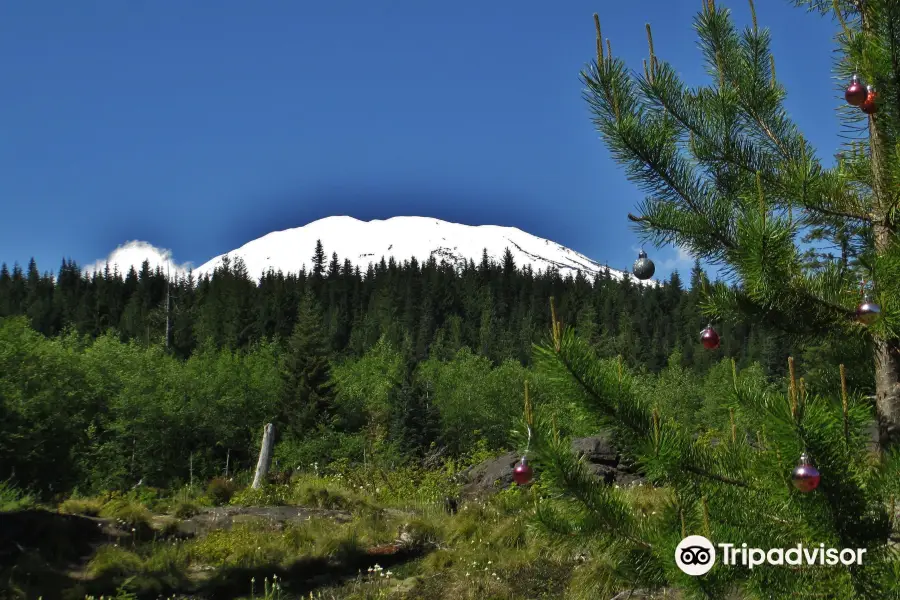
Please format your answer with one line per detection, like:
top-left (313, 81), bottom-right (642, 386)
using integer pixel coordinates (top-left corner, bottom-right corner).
top-left (1, 0), bottom-right (839, 281)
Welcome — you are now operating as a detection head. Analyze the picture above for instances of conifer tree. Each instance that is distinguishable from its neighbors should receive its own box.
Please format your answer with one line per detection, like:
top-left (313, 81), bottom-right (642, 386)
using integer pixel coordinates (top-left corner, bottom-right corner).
top-left (312, 239), bottom-right (327, 282)
top-left (528, 302), bottom-right (900, 598)
top-left (522, 3), bottom-right (900, 597)
top-left (279, 289), bottom-right (333, 436)
top-left (583, 0), bottom-right (900, 445)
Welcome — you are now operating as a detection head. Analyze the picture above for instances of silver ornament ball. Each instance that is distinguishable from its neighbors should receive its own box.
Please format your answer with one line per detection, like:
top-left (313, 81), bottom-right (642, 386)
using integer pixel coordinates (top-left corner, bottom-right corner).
top-left (857, 300), bottom-right (881, 326)
top-left (632, 250), bottom-right (655, 280)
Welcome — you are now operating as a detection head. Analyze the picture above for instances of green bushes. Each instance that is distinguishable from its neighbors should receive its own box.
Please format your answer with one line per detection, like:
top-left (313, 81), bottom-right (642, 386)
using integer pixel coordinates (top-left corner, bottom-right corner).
top-left (0, 479), bottom-right (34, 512)
top-left (205, 477), bottom-right (237, 506)
top-left (58, 496), bottom-right (104, 516)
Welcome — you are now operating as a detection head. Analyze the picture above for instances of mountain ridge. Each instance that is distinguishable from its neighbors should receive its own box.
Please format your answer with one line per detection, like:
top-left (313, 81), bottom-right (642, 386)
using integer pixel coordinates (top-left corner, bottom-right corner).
top-left (88, 216), bottom-right (654, 284)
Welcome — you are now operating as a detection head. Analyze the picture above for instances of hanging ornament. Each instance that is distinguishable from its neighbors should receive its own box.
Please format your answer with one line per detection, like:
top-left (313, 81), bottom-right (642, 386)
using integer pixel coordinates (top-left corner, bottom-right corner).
top-left (845, 74), bottom-right (867, 106)
top-left (791, 452), bottom-right (821, 493)
top-left (700, 324), bottom-right (720, 350)
top-left (512, 457), bottom-right (533, 485)
top-left (856, 297), bottom-right (882, 326)
top-left (632, 249), bottom-right (656, 280)
top-left (861, 86), bottom-right (878, 114)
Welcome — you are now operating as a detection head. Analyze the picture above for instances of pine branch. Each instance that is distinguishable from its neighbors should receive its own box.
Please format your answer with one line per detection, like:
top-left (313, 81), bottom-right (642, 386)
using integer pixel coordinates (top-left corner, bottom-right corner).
top-left (535, 332), bottom-right (754, 490)
top-left (682, 464), bottom-right (752, 488)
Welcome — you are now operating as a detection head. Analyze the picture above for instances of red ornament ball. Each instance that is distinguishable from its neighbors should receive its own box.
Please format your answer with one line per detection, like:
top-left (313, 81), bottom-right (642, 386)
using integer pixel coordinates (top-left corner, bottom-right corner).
top-left (845, 75), bottom-right (867, 106)
top-left (862, 86), bottom-right (878, 114)
top-left (791, 453), bottom-right (820, 493)
top-left (513, 457), bottom-right (533, 485)
top-left (700, 325), bottom-right (720, 350)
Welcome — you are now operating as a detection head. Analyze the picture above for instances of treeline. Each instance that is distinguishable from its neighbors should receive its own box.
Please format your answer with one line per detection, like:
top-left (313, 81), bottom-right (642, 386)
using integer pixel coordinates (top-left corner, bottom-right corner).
top-left (0, 242), bottom-right (794, 374)
top-left (0, 242), bottom-right (874, 499)
top-left (0, 314), bottom-right (769, 500)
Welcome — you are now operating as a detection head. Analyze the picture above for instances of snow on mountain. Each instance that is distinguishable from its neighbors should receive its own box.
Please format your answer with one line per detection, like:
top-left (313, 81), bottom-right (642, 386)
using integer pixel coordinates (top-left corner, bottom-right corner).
top-left (191, 216), bottom-right (647, 283)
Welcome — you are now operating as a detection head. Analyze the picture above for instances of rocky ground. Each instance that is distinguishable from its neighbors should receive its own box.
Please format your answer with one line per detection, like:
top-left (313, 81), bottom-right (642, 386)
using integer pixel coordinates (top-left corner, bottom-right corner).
top-left (1, 436), bottom-right (659, 600)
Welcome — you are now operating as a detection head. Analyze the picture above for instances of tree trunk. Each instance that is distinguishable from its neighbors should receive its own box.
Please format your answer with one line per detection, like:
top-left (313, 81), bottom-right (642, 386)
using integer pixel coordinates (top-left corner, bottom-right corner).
top-left (863, 0), bottom-right (900, 449)
top-left (874, 223), bottom-right (900, 446)
top-left (251, 423), bottom-right (275, 489)
top-left (873, 339), bottom-right (900, 446)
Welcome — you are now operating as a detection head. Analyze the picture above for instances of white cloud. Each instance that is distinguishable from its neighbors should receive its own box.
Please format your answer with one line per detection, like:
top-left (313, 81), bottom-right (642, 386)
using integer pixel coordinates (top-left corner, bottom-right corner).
top-left (660, 245), bottom-right (693, 271)
top-left (82, 241), bottom-right (193, 277)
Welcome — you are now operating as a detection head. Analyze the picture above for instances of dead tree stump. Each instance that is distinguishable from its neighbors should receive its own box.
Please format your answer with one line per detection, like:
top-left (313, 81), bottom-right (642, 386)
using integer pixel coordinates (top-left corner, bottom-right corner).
top-left (251, 423), bottom-right (275, 489)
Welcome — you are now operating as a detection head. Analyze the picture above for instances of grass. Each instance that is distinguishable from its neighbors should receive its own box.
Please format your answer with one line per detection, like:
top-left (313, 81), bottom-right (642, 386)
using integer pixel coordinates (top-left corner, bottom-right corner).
top-left (1, 470), bottom-right (676, 600)
top-left (59, 496), bottom-right (105, 516)
top-left (0, 479), bottom-right (35, 511)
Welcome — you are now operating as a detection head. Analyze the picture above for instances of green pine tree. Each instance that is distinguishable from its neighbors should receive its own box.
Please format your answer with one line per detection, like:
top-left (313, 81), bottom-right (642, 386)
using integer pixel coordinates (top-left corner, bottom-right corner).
top-left (279, 290), bottom-right (333, 436)
top-left (521, 2), bottom-right (900, 597)
top-left (527, 303), bottom-right (900, 598)
top-left (584, 0), bottom-right (900, 445)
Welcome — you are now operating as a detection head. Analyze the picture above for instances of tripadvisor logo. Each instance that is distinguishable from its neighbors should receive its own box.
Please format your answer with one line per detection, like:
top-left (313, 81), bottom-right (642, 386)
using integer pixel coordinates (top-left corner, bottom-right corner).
top-left (675, 535), bottom-right (716, 575)
top-left (675, 535), bottom-right (867, 576)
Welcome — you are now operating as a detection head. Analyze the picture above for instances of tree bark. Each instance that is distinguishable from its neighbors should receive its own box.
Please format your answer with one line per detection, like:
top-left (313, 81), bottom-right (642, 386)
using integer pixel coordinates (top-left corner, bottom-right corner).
top-left (251, 423), bottom-right (275, 489)
top-left (861, 0), bottom-right (900, 449)
top-left (873, 339), bottom-right (900, 446)
top-left (874, 225), bottom-right (900, 446)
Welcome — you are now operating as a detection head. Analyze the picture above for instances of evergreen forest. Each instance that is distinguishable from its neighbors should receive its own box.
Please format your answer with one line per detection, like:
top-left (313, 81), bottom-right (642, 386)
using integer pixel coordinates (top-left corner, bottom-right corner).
top-left (0, 242), bottom-right (860, 494)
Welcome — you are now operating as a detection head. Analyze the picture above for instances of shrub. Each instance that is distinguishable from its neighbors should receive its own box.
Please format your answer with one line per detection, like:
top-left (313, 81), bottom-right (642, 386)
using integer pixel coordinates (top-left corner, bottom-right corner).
top-left (0, 480), bottom-right (34, 512)
top-left (59, 496), bottom-right (105, 516)
top-left (229, 484), bottom-right (290, 506)
top-left (86, 545), bottom-right (144, 578)
top-left (171, 499), bottom-right (200, 519)
top-left (99, 498), bottom-right (152, 533)
top-left (206, 477), bottom-right (237, 505)
top-left (295, 484), bottom-right (350, 510)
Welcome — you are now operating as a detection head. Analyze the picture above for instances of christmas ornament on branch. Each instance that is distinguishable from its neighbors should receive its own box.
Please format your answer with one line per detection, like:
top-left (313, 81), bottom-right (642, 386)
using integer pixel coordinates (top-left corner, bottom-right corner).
top-left (700, 324), bottom-right (720, 350)
top-left (632, 249), bottom-right (655, 280)
top-left (514, 382), bottom-right (535, 486)
top-left (513, 456), bottom-right (533, 485)
top-left (856, 280), bottom-right (881, 326)
top-left (857, 296), bottom-right (881, 325)
top-left (845, 74), bottom-right (867, 106)
top-left (791, 452), bottom-right (820, 493)
top-left (861, 85), bottom-right (878, 115)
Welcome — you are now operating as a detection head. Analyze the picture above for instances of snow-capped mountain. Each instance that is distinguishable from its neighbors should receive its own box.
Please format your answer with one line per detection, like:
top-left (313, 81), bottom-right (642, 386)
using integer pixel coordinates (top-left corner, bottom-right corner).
top-left (191, 216), bottom-right (642, 282)
top-left (87, 216), bottom-right (654, 284)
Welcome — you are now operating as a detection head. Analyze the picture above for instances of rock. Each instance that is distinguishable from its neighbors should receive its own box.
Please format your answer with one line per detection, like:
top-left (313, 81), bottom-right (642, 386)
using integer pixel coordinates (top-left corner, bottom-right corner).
top-left (459, 451), bottom-right (520, 497)
top-left (615, 473), bottom-right (646, 488)
top-left (571, 434), bottom-right (619, 466)
top-left (461, 435), bottom-right (646, 497)
top-left (617, 455), bottom-right (639, 474)
top-left (585, 463), bottom-right (617, 484)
